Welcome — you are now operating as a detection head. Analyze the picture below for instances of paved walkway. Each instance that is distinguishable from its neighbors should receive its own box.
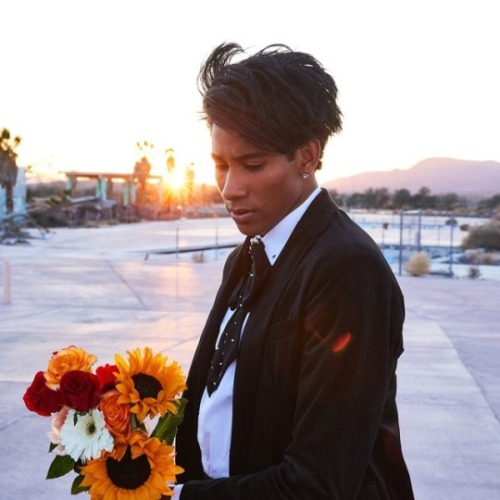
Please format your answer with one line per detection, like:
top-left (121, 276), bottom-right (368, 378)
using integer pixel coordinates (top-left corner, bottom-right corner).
top-left (1, 219), bottom-right (499, 499)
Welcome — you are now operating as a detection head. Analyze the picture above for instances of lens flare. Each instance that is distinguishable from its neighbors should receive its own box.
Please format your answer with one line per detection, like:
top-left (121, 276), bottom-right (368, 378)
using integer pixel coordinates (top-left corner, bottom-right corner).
top-left (331, 332), bottom-right (352, 353)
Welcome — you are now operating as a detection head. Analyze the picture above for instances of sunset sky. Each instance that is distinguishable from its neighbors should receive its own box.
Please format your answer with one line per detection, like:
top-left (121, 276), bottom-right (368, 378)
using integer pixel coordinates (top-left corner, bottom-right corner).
top-left (2, 0), bottom-right (499, 186)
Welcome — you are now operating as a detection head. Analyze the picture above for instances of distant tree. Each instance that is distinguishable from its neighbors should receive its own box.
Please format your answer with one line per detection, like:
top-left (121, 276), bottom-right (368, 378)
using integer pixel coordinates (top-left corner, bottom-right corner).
top-left (477, 194), bottom-right (500, 214)
top-left (164, 148), bottom-right (177, 212)
top-left (184, 163), bottom-right (195, 204)
top-left (361, 188), bottom-right (376, 208)
top-left (133, 157), bottom-right (152, 190)
top-left (346, 188), bottom-right (399, 210)
top-left (133, 141), bottom-right (153, 205)
top-left (136, 140), bottom-right (153, 153)
top-left (435, 192), bottom-right (460, 211)
top-left (372, 187), bottom-right (391, 209)
top-left (165, 148), bottom-right (176, 175)
top-left (392, 188), bottom-right (412, 209)
top-left (334, 185), bottom-right (499, 213)
top-left (0, 128), bottom-right (22, 214)
top-left (346, 191), bottom-right (365, 209)
top-left (412, 186), bottom-right (435, 209)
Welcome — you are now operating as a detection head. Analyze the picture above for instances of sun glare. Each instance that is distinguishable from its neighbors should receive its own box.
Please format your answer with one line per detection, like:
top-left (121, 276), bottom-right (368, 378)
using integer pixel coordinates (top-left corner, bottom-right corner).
top-left (168, 169), bottom-right (186, 190)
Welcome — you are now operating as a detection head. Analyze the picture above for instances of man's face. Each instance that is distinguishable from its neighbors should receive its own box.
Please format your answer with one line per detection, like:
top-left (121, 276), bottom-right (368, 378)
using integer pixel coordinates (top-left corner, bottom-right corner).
top-left (211, 124), bottom-right (314, 236)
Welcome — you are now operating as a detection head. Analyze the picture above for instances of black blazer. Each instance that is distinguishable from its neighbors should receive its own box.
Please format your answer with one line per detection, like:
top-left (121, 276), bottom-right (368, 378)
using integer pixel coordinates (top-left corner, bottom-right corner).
top-left (176, 189), bottom-right (414, 499)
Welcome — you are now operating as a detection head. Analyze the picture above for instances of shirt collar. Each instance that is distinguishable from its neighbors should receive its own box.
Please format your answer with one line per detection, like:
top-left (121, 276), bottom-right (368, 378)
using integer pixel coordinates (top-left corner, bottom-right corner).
top-left (260, 187), bottom-right (321, 266)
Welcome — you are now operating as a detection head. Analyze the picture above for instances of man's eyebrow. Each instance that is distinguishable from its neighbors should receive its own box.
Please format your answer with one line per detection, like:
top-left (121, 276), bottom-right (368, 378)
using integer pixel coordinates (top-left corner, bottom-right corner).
top-left (211, 152), bottom-right (269, 162)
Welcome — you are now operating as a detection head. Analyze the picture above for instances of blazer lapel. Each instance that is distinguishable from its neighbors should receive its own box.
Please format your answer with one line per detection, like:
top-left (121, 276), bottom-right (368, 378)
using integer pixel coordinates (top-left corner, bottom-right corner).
top-left (183, 238), bottom-right (252, 401)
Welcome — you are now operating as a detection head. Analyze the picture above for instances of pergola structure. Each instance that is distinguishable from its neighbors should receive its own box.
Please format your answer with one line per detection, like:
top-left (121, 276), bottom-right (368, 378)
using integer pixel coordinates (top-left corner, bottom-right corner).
top-left (63, 171), bottom-right (164, 206)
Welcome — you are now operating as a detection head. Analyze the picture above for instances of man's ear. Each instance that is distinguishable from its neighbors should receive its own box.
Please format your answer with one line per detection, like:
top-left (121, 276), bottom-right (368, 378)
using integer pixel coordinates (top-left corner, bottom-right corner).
top-left (296, 139), bottom-right (321, 174)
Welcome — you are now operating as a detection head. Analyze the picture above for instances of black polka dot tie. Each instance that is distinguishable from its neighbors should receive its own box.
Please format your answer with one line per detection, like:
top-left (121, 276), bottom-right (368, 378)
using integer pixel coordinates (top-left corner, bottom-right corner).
top-left (206, 237), bottom-right (270, 396)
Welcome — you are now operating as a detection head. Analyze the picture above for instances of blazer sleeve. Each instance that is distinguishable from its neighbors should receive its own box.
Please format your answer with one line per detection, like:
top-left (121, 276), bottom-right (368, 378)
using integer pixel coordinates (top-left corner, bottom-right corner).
top-left (178, 246), bottom-right (409, 499)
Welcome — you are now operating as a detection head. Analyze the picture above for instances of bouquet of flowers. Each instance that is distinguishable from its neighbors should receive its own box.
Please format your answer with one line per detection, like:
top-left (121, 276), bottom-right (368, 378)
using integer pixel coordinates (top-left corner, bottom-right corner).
top-left (23, 345), bottom-right (187, 499)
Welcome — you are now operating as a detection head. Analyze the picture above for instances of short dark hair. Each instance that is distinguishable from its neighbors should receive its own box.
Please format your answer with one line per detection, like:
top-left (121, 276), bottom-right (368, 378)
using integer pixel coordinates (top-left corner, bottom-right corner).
top-left (198, 42), bottom-right (342, 170)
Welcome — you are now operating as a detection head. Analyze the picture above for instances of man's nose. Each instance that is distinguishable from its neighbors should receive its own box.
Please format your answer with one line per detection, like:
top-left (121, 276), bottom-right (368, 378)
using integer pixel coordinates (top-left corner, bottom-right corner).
top-left (220, 169), bottom-right (246, 200)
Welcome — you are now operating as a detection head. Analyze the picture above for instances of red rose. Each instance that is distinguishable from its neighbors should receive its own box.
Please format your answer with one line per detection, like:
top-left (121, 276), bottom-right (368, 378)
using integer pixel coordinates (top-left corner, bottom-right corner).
top-left (96, 364), bottom-right (118, 394)
top-left (23, 371), bottom-right (63, 416)
top-left (59, 370), bottom-right (100, 412)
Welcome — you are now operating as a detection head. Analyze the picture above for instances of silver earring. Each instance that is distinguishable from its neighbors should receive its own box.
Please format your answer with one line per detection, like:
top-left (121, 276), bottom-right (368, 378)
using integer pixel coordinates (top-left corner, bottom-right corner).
top-left (300, 172), bottom-right (309, 179)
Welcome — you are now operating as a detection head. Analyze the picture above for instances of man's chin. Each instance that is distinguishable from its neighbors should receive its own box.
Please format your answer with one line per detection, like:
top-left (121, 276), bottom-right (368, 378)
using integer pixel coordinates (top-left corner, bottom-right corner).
top-left (234, 224), bottom-right (252, 236)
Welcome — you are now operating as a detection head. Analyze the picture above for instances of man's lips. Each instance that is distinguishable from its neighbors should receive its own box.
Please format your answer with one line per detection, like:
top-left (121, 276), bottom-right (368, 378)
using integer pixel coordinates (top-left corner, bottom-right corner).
top-left (228, 208), bottom-right (255, 223)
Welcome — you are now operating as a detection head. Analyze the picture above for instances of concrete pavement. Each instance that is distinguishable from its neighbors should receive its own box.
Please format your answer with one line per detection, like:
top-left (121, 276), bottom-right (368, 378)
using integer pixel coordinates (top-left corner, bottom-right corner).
top-left (1, 219), bottom-right (499, 499)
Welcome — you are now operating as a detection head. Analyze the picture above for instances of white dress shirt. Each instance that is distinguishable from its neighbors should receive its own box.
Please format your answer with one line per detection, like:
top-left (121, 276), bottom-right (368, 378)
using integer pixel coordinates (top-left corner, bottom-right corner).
top-left (174, 188), bottom-right (321, 497)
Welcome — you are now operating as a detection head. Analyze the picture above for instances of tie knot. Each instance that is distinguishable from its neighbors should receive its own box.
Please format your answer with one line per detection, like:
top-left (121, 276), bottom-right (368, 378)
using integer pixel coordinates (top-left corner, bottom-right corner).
top-left (228, 237), bottom-right (270, 310)
top-left (242, 237), bottom-right (270, 308)
top-left (249, 237), bottom-right (268, 275)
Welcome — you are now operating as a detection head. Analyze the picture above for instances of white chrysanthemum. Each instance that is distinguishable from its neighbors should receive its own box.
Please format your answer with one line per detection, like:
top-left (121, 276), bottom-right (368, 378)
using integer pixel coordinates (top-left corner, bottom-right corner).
top-left (59, 408), bottom-right (114, 462)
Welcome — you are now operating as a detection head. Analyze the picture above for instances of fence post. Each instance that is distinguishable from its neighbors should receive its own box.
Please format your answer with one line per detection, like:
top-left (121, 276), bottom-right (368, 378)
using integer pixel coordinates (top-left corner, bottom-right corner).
top-left (448, 217), bottom-right (457, 277)
top-left (417, 209), bottom-right (422, 252)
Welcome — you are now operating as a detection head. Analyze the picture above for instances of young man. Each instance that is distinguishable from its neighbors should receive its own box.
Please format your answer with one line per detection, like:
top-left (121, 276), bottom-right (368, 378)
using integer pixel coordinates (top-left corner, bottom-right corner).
top-left (174, 42), bottom-right (414, 499)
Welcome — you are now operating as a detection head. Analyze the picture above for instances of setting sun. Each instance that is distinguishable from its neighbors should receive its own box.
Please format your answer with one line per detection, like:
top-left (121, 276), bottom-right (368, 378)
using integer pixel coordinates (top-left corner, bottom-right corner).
top-left (173, 170), bottom-right (185, 190)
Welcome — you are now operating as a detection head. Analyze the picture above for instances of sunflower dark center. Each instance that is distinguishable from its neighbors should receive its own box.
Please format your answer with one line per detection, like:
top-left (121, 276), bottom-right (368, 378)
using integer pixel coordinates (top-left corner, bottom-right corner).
top-left (132, 373), bottom-right (162, 399)
top-left (106, 446), bottom-right (151, 490)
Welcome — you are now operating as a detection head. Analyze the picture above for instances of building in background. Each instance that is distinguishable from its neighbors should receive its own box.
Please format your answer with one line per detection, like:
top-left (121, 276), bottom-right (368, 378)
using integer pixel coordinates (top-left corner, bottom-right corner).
top-left (0, 168), bottom-right (26, 218)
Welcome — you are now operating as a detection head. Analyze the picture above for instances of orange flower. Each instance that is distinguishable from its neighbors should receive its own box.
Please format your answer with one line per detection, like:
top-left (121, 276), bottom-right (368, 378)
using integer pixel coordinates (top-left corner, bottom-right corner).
top-left (44, 346), bottom-right (97, 390)
top-left (99, 389), bottom-right (131, 439)
top-left (81, 431), bottom-right (183, 499)
top-left (114, 347), bottom-right (186, 422)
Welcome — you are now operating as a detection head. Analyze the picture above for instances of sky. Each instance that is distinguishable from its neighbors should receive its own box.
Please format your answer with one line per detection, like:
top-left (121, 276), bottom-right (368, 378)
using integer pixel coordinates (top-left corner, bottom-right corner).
top-left (2, 0), bottom-right (500, 186)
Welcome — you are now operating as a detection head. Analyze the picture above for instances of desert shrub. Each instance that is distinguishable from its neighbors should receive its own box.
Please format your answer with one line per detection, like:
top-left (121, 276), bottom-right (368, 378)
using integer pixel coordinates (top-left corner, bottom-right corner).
top-left (464, 249), bottom-right (478, 263)
top-left (462, 221), bottom-right (500, 251)
top-left (467, 266), bottom-right (481, 279)
top-left (463, 249), bottom-right (498, 265)
top-left (405, 251), bottom-right (431, 277)
top-left (192, 251), bottom-right (206, 263)
top-left (28, 207), bottom-right (70, 227)
top-left (479, 253), bottom-right (498, 265)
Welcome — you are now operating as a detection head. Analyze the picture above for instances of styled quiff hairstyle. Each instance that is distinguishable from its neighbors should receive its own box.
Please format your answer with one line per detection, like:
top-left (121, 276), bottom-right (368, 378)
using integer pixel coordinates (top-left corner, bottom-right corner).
top-left (198, 42), bottom-right (342, 170)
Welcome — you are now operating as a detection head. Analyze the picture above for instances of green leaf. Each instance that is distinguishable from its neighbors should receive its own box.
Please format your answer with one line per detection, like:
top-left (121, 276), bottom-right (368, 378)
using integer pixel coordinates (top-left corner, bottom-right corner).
top-left (71, 473), bottom-right (90, 495)
top-left (48, 442), bottom-right (57, 453)
top-left (151, 398), bottom-right (187, 445)
top-left (46, 454), bottom-right (76, 479)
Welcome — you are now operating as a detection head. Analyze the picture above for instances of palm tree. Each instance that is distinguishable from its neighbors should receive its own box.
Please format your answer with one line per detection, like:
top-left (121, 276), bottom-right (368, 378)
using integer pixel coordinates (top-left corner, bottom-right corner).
top-left (0, 128), bottom-right (22, 214)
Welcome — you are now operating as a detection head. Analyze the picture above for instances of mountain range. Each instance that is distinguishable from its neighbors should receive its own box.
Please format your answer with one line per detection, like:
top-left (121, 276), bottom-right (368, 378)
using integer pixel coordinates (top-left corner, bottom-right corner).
top-left (323, 158), bottom-right (500, 199)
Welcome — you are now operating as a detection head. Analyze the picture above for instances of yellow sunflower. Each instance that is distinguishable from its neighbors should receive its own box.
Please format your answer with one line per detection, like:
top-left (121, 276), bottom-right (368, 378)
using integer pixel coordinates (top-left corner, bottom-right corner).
top-left (80, 431), bottom-right (183, 499)
top-left (114, 347), bottom-right (186, 422)
top-left (45, 345), bottom-right (97, 390)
